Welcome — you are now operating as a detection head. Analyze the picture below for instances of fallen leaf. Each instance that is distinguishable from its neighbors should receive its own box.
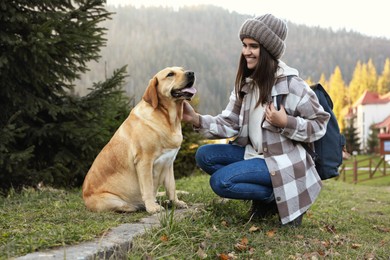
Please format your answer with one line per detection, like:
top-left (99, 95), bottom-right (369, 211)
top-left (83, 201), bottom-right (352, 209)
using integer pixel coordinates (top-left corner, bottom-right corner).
top-left (196, 247), bottom-right (207, 259)
top-left (266, 229), bottom-right (276, 238)
top-left (351, 243), bottom-right (362, 249)
top-left (234, 237), bottom-right (248, 252)
top-left (265, 249), bottom-right (272, 255)
top-left (218, 253), bottom-right (230, 260)
top-left (321, 240), bottom-right (330, 248)
top-left (325, 224), bottom-right (336, 233)
top-left (221, 220), bottom-right (228, 227)
top-left (213, 224), bottom-right (218, 231)
top-left (227, 252), bottom-right (238, 259)
top-left (160, 234), bottom-right (168, 242)
top-left (317, 249), bottom-right (325, 256)
top-left (249, 225), bottom-right (260, 232)
top-left (373, 225), bottom-right (390, 232)
top-left (234, 242), bottom-right (247, 252)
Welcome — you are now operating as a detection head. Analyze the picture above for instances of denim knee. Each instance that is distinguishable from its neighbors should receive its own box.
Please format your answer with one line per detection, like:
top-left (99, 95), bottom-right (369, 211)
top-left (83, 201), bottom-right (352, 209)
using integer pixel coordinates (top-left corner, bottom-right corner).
top-left (194, 146), bottom-right (205, 166)
top-left (195, 145), bottom-right (210, 173)
top-left (209, 174), bottom-right (225, 197)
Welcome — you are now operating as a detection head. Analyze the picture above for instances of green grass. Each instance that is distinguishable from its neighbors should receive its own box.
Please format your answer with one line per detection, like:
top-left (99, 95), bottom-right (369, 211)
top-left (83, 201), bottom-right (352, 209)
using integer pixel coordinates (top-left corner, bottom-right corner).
top-left (130, 175), bottom-right (390, 259)
top-left (1, 173), bottom-right (389, 259)
top-left (0, 187), bottom-right (148, 259)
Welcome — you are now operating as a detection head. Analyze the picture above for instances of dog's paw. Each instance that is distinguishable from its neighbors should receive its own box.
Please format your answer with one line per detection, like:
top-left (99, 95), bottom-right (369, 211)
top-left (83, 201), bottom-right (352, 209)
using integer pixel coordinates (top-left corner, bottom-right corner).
top-left (174, 200), bottom-right (188, 209)
top-left (145, 201), bottom-right (164, 214)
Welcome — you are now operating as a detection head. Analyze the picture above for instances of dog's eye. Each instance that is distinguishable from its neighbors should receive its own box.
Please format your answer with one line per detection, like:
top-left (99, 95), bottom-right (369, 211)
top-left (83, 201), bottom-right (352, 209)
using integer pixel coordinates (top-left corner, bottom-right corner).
top-left (167, 72), bottom-right (175, 77)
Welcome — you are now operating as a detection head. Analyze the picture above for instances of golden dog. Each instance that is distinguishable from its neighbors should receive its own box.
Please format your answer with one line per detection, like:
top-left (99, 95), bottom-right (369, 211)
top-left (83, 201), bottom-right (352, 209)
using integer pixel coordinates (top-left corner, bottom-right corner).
top-left (82, 67), bottom-right (196, 213)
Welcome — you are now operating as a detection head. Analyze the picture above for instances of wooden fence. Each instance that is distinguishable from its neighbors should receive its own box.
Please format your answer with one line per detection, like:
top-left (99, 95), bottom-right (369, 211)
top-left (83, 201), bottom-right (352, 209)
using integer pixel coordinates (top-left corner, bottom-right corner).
top-left (338, 155), bottom-right (389, 184)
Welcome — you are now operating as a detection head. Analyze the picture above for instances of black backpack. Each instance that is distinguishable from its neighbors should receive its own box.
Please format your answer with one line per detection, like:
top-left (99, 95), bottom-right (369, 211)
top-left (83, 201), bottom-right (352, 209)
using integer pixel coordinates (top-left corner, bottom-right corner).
top-left (276, 78), bottom-right (346, 180)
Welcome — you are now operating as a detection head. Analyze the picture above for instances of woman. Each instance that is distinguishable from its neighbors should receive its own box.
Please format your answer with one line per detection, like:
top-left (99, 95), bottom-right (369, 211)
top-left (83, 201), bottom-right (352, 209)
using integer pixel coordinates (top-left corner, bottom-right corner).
top-left (182, 14), bottom-right (330, 226)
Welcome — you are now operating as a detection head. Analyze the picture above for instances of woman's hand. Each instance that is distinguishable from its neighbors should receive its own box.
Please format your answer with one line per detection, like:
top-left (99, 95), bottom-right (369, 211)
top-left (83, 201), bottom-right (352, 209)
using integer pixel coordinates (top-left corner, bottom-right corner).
top-left (265, 102), bottom-right (287, 128)
top-left (182, 101), bottom-right (200, 127)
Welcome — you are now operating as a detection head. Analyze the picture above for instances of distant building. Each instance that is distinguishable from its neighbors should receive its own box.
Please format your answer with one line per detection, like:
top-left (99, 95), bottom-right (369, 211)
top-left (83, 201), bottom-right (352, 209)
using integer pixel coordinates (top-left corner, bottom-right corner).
top-left (346, 91), bottom-right (390, 153)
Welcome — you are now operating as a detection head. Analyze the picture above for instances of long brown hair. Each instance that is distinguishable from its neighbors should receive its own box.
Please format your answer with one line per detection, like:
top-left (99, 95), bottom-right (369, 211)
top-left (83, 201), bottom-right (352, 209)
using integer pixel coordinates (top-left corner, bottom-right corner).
top-left (235, 45), bottom-right (279, 107)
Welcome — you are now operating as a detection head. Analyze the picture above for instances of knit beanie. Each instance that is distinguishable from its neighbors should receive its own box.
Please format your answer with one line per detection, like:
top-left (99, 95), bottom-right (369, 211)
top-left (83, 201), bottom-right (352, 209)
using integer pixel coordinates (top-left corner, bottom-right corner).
top-left (239, 14), bottom-right (288, 60)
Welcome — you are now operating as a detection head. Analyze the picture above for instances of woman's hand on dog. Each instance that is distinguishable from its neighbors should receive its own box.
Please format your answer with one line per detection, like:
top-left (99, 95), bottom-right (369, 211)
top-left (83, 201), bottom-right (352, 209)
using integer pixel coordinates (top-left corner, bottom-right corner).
top-left (182, 101), bottom-right (200, 127)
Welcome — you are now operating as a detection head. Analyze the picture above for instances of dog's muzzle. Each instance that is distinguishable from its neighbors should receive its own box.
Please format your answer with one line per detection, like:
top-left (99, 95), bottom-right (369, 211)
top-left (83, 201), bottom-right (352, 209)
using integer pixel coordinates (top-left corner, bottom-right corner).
top-left (171, 71), bottom-right (197, 100)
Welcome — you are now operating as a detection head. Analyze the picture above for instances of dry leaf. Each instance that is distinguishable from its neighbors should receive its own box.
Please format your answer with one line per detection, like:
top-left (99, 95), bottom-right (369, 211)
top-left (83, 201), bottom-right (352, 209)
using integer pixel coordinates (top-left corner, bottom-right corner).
top-left (266, 229), bottom-right (276, 237)
top-left (325, 224), bottom-right (336, 233)
top-left (197, 247), bottom-right (207, 259)
top-left (249, 225), bottom-right (260, 232)
top-left (351, 243), bottom-right (362, 249)
top-left (221, 220), bottom-right (228, 227)
top-left (373, 225), bottom-right (390, 232)
top-left (317, 249), bottom-right (325, 256)
top-left (234, 237), bottom-right (249, 252)
top-left (160, 234), bottom-right (168, 242)
top-left (227, 252), bottom-right (238, 259)
top-left (218, 253), bottom-right (230, 260)
top-left (265, 249), bottom-right (272, 255)
top-left (213, 224), bottom-right (218, 231)
top-left (234, 242), bottom-right (247, 252)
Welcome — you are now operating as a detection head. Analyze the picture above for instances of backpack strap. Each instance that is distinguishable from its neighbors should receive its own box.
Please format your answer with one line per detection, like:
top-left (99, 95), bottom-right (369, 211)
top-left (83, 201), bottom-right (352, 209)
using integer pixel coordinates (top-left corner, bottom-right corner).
top-left (276, 75), bottom-right (320, 164)
top-left (275, 75), bottom-right (294, 111)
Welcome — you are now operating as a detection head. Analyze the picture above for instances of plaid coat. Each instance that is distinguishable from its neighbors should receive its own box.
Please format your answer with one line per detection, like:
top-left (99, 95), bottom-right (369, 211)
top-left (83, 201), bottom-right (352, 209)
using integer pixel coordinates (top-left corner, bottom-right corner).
top-left (196, 76), bottom-right (330, 224)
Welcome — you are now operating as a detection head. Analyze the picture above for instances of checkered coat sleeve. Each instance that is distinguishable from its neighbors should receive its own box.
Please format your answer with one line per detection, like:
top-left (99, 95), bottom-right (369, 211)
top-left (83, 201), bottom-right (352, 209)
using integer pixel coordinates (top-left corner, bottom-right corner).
top-left (197, 76), bottom-right (330, 224)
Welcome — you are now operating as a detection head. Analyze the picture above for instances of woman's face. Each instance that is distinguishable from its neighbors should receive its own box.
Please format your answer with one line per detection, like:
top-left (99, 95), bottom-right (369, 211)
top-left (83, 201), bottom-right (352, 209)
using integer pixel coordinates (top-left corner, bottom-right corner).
top-left (242, 38), bottom-right (260, 69)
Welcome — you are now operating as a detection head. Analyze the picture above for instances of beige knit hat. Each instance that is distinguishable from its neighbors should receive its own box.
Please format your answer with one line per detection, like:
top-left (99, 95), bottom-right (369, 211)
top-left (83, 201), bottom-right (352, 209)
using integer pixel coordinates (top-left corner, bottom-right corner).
top-left (239, 14), bottom-right (288, 59)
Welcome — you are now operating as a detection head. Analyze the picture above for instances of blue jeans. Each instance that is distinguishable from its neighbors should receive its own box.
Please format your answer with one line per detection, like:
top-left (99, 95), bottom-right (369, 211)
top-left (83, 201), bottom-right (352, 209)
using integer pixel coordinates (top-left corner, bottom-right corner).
top-left (195, 144), bottom-right (274, 202)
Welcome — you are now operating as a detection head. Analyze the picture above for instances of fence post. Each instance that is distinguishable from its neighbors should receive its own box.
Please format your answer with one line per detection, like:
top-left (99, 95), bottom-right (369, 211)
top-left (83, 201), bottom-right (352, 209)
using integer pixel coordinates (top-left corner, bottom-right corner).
top-left (353, 156), bottom-right (358, 184)
top-left (369, 158), bottom-right (372, 178)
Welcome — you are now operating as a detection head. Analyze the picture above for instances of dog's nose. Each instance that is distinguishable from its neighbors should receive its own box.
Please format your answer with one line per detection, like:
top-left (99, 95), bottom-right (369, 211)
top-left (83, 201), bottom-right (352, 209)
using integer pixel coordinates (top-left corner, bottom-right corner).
top-left (185, 71), bottom-right (195, 78)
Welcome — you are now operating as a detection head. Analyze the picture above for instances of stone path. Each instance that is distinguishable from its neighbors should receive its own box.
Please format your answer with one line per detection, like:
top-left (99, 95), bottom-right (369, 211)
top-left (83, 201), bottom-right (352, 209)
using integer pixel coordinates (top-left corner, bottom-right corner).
top-left (16, 207), bottom-right (192, 260)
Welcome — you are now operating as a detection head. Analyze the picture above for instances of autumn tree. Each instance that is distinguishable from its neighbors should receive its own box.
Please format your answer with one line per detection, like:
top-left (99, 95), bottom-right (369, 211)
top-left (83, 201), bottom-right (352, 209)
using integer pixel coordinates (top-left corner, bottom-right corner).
top-left (348, 61), bottom-right (364, 105)
top-left (361, 59), bottom-right (378, 93)
top-left (318, 73), bottom-right (329, 92)
top-left (328, 66), bottom-right (347, 130)
top-left (377, 58), bottom-right (390, 94)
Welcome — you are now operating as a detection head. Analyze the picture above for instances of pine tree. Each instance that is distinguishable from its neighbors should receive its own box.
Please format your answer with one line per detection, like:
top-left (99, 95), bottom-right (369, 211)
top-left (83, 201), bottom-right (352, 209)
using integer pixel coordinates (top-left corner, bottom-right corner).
top-left (343, 116), bottom-right (360, 154)
top-left (0, 1), bottom-right (130, 192)
top-left (366, 124), bottom-right (379, 154)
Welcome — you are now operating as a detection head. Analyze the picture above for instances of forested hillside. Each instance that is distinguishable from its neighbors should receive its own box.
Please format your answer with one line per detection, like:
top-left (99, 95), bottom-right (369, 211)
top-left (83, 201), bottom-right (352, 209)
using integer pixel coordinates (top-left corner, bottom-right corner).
top-left (76, 5), bottom-right (390, 114)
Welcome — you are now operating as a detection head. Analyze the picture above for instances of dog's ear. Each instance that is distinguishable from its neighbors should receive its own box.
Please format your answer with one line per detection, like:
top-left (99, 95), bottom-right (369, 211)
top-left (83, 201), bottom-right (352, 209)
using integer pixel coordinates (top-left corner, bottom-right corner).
top-left (142, 76), bottom-right (159, 108)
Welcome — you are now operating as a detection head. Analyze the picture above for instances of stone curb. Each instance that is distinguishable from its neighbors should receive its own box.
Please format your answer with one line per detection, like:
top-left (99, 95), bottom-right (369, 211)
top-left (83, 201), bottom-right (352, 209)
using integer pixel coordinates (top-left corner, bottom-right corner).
top-left (16, 207), bottom-right (192, 260)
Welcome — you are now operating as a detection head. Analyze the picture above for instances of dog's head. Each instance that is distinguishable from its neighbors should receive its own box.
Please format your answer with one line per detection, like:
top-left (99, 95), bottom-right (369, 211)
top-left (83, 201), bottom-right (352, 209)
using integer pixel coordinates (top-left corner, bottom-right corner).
top-left (143, 67), bottom-right (196, 108)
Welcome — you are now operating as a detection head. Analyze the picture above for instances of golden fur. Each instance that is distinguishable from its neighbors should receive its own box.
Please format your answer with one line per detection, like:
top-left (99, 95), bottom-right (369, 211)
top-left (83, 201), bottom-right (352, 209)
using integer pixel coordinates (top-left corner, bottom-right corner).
top-left (82, 67), bottom-right (196, 213)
